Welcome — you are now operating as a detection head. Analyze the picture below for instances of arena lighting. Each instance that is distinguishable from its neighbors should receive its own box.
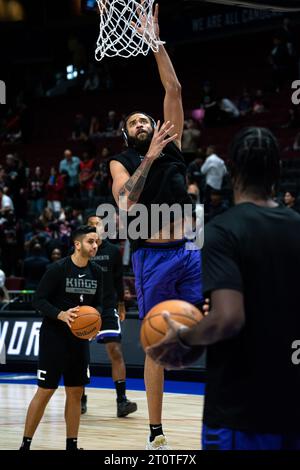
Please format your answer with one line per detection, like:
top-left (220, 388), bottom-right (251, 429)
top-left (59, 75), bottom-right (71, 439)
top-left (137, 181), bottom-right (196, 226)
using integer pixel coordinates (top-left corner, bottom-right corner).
top-left (0, 0), bottom-right (25, 21)
top-left (185, 0), bottom-right (300, 11)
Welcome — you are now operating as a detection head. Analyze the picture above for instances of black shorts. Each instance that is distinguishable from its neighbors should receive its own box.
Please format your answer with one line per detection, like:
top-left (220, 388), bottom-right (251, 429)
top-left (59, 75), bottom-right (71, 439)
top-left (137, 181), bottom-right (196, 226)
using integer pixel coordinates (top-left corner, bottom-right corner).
top-left (96, 308), bottom-right (121, 344)
top-left (37, 323), bottom-right (90, 389)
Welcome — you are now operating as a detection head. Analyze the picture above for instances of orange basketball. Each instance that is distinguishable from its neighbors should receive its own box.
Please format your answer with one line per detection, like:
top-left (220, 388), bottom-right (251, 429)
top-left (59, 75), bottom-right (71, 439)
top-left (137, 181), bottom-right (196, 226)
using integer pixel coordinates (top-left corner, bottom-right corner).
top-left (70, 305), bottom-right (101, 340)
top-left (140, 300), bottom-right (203, 351)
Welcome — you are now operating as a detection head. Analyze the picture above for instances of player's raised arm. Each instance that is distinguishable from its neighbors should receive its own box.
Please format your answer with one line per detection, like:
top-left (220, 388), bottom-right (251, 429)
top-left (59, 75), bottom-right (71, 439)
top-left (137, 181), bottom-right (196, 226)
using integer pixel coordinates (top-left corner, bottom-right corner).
top-left (131, 3), bottom-right (183, 149)
top-left (152, 4), bottom-right (183, 149)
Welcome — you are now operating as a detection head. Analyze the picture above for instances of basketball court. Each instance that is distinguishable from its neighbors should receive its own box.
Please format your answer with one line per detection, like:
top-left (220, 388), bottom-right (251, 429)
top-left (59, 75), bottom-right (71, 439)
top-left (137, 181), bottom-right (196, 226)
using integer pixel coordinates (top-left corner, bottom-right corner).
top-left (0, 373), bottom-right (203, 450)
top-left (0, 0), bottom-right (299, 459)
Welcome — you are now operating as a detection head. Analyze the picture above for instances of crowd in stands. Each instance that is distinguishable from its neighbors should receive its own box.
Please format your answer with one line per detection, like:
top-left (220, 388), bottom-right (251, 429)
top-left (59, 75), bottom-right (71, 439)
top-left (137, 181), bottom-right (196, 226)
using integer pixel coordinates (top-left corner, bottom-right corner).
top-left (1, 17), bottom-right (300, 308)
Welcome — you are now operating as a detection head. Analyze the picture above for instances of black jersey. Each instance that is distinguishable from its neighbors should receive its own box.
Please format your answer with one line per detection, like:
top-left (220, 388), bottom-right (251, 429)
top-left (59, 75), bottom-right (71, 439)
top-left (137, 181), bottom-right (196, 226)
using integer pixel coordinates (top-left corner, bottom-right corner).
top-left (92, 239), bottom-right (124, 309)
top-left (202, 202), bottom-right (300, 433)
top-left (33, 256), bottom-right (103, 336)
top-left (110, 142), bottom-right (192, 250)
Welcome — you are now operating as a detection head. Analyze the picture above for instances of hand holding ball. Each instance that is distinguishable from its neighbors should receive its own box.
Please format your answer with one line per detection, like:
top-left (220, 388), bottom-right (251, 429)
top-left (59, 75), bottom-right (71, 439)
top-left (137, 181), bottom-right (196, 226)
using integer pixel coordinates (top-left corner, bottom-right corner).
top-left (70, 305), bottom-right (101, 340)
top-left (140, 300), bottom-right (203, 350)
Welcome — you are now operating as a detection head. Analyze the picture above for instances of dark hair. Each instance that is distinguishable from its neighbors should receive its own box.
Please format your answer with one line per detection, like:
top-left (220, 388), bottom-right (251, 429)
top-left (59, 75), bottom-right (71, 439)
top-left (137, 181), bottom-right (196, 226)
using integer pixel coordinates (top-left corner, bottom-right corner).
top-left (229, 127), bottom-right (280, 197)
top-left (285, 190), bottom-right (298, 199)
top-left (84, 213), bottom-right (101, 224)
top-left (72, 225), bottom-right (96, 242)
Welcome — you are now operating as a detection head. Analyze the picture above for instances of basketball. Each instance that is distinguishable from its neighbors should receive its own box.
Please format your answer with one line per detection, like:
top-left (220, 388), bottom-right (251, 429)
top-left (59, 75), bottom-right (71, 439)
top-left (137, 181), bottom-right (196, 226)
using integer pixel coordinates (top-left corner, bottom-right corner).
top-left (70, 305), bottom-right (101, 340)
top-left (140, 300), bottom-right (203, 351)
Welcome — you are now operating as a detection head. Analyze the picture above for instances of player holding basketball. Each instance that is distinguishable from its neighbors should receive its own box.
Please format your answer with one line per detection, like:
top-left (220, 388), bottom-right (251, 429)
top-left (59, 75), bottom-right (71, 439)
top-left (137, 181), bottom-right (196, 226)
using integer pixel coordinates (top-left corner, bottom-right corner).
top-left (81, 214), bottom-right (137, 417)
top-left (20, 226), bottom-right (104, 451)
top-left (148, 127), bottom-right (300, 450)
top-left (109, 4), bottom-right (203, 449)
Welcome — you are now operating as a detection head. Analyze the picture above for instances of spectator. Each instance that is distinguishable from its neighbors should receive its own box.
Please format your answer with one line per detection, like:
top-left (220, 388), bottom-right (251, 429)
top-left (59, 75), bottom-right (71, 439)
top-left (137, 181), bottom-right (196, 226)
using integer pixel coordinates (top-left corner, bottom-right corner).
top-left (187, 183), bottom-right (200, 204)
top-left (103, 110), bottom-right (119, 137)
top-left (281, 17), bottom-right (298, 77)
top-left (199, 81), bottom-right (219, 127)
top-left (281, 107), bottom-right (300, 129)
top-left (282, 17), bottom-right (297, 58)
top-left (182, 118), bottom-right (201, 154)
top-left (59, 149), bottom-right (80, 199)
top-left (89, 116), bottom-right (101, 139)
top-left (218, 97), bottom-right (240, 122)
top-left (0, 287), bottom-right (10, 305)
top-left (71, 113), bottom-right (89, 141)
top-left (100, 146), bottom-right (112, 161)
top-left (46, 167), bottom-right (66, 214)
top-left (5, 153), bottom-right (27, 218)
top-left (23, 242), bottom-right (50, 290)
top-left (201, 145), bottom-right (227, 202)
top-left (269, 33), bottom-right (291, 92)
top-left (0, 269), bottom-right (10, 303)
top-left (205, 189), bottom-right (229, 222)
top-left (252, 89), bottom-right (268, 114)
top-left (28, 166), bottom-right (46, 216)
top-left (39, 206), bottom-right (55, 225)
top-left (50, 247), bottom-right (62, 264)
top-left (123, 287), bottom-right (137, 310)
top-left (0, 166), bottom-right (8, 191)
top-left (202, 95), bottom-right (219, 127)
top-left (187, 151), bottom-right (205, 188)
top-left (0, 186), bottom-right (14, 216)
top-left (1, 226), bottom-right (20, 276)
top-left (94, 161), bottom-right (110, 197)
top-left (238, 88), bottom-right (253, 116)
top-left (79, 151), bottom-right (97, 198)
top-left (283, 191), bottom-right (300, 213)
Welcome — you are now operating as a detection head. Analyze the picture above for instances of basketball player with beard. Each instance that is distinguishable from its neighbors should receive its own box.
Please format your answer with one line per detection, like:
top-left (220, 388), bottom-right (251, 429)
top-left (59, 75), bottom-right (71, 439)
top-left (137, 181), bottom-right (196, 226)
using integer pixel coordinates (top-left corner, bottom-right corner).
top-left (109, 5), bottom-right (203, 450)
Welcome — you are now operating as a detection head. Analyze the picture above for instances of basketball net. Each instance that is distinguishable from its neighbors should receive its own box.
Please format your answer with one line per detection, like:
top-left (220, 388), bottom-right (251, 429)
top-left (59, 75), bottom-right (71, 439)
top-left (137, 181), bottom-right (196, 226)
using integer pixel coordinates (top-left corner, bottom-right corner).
top-left (95, 0), bottom-right (165, 61)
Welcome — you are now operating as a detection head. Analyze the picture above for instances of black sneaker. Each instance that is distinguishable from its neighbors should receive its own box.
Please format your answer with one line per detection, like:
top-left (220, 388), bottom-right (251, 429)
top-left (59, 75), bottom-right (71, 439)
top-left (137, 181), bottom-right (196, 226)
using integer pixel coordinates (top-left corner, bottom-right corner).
top-left (81, 394), bottom-right (87, 414)
top-left (117, 399), bottom-right (137, 418)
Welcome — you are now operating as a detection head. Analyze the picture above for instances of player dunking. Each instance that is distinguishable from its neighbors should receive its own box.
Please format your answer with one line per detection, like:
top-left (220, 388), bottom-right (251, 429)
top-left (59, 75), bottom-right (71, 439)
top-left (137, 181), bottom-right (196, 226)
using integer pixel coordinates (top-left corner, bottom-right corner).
top-left (19, 226), bottom-right (103, 451)
top-left (109, 5), bottom-right (203, 449)
top-left (81, 214), bottom-right (137, 417)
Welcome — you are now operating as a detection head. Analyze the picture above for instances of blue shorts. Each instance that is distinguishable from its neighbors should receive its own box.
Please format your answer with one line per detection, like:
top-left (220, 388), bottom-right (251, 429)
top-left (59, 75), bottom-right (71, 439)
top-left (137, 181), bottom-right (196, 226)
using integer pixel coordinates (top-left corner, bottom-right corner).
top-left (202, 424), bottom-right (300, 450)
top-left (131, 239), bottom-right (203, 319)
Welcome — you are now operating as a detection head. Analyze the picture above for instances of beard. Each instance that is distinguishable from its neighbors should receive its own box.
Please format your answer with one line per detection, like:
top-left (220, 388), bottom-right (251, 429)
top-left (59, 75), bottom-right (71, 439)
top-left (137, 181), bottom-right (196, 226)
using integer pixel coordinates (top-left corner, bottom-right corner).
top-left (127, 129), bottom-right (154, 155)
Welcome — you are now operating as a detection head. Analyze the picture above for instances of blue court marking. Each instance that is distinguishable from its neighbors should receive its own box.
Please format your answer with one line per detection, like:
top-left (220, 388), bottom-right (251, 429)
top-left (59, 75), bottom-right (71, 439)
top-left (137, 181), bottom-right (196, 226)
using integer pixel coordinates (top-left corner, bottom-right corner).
top-left (0, 373), bottom-right (205, 395)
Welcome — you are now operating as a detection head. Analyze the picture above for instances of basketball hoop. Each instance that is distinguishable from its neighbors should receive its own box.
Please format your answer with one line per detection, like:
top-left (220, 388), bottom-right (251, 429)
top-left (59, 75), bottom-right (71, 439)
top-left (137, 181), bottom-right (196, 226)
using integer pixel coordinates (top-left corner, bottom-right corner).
top-left (95, 0), bottom-right (165, 61)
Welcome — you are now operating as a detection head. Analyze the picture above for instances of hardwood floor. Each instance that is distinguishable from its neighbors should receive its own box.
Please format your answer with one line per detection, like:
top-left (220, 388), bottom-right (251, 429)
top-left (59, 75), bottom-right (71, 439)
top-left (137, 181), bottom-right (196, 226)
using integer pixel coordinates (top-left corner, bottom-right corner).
top-left (0, 384), bottom-right (203, 450)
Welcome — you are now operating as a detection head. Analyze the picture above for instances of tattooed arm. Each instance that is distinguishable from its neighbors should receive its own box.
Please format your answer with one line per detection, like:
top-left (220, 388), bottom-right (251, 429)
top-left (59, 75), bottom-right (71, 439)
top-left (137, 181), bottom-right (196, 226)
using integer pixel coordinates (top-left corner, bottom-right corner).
top-left (110, 120), bottom-right (177, 211)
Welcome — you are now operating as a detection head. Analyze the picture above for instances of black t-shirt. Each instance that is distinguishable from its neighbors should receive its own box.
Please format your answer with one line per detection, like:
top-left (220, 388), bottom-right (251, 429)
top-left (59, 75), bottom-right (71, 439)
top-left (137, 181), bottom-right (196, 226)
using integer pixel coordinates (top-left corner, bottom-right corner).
top-left (33, 256), bottom-right (103, 336)
top-left (110, 142), bottom-right (192, 250)
top-left (202, 203), bottom-right (300, 433)
top-left (92, 239), bottom-right (124, 309)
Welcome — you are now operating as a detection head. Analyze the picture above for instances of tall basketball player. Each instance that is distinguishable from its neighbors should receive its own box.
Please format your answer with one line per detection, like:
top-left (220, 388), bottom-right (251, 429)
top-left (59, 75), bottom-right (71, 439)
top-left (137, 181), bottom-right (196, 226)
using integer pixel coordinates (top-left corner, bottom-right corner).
top-left (19, 226), bottom-right (103, 451)
top-left (109, 5), bottom-right (203, 449)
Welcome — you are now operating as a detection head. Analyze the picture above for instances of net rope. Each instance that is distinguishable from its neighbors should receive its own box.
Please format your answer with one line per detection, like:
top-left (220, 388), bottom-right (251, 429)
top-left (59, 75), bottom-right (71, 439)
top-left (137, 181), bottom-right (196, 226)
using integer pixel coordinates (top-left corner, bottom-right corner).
top-left (95, 0), bottom-right (165, 60)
